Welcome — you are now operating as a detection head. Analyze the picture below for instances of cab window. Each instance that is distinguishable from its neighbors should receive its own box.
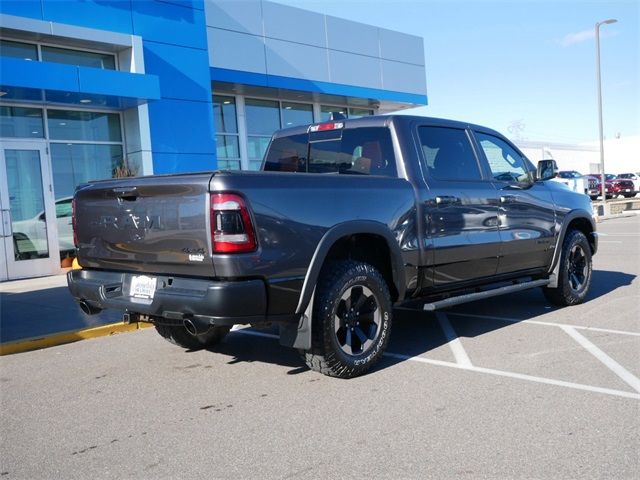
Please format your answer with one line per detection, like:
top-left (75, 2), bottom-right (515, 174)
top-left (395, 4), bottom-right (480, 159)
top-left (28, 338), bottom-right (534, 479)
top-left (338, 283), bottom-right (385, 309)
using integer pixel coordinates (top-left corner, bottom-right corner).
top-left (418, 126), bottom-right (482, 181)
top-left (475, 132), bottom-right (533, 183)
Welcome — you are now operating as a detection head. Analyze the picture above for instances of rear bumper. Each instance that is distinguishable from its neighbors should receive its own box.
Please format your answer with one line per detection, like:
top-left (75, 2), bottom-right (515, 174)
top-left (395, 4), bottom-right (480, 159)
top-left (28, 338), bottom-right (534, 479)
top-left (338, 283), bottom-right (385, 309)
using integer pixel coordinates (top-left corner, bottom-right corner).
top-left (67, 269), bottom-right (267, 326)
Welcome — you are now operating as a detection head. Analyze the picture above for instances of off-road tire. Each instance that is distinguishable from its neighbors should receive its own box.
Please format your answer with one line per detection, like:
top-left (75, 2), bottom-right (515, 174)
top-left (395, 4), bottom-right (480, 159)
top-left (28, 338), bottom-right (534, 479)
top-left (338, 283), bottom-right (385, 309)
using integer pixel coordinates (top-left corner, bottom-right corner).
top-left (543, 229), bottom-right (592, 306)
top-left (300, 260), bottom-right (392, 378)
top-left (155, 324), bottom-right (230, 350)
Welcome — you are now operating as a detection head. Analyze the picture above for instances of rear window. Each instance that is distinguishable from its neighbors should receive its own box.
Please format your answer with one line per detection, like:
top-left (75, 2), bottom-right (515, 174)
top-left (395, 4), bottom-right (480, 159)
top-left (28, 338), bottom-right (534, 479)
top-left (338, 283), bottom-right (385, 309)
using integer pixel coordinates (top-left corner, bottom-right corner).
top-left (263, 134), bottom-right (308, 172)
top-left (263, 127), bottom-right (397, 177)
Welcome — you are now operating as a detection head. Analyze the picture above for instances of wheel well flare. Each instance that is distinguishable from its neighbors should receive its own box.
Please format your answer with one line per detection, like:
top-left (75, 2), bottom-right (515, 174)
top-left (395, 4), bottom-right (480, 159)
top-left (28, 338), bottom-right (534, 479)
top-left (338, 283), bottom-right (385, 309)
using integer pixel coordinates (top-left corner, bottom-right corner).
top-left (324, 234), bottom-right (398, 301)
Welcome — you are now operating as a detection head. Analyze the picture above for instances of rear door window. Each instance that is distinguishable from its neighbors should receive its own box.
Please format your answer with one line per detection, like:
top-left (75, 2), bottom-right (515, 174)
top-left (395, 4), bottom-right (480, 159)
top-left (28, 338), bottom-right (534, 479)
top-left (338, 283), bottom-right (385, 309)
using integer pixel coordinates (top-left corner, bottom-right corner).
top-left (418, 126), bottom-right (482, 181)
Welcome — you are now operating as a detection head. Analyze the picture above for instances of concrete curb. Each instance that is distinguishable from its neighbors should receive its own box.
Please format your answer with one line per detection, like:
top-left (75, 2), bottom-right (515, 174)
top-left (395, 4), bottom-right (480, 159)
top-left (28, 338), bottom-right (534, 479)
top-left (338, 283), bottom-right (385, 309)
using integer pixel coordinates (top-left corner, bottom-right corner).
top-left (0, 322), bottom-right (153, 356)
top-left (595, 210), bottom-right (640, 223)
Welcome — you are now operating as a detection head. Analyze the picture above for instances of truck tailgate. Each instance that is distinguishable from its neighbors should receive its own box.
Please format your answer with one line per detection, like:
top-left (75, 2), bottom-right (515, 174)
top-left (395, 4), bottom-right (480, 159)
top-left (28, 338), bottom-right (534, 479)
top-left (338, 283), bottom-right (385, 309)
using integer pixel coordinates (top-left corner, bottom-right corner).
top-left (75, 173), bottom-right (215, 277)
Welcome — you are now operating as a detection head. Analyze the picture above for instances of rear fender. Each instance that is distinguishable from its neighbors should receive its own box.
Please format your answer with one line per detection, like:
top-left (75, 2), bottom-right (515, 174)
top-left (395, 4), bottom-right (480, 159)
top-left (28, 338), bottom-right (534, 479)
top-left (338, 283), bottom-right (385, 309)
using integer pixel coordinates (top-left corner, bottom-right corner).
top-left (279, 221), bottom-right (405, 350)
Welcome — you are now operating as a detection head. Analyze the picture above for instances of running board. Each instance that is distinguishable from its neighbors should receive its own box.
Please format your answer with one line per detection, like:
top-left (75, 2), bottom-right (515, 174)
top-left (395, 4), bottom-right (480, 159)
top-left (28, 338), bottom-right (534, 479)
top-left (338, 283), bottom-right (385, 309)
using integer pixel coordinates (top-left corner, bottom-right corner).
top-left (423, 279), bottom-right (550, 311)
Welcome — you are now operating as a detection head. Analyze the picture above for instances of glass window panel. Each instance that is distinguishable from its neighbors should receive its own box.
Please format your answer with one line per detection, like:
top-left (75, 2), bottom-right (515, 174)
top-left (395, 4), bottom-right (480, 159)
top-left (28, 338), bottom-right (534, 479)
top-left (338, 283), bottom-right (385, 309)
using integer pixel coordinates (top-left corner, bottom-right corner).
top-left (281, 102), bottom-right (313, 128)
top-left (50, 143), bottom-right (123, 200)
top-left (475, 132), bottom-right (533, 183)
top-left (320, 105), bottom-right (348, 122)
top-left (264, 134), bottom-right (308, 172)
top-left (213, 96), bottom-right (238, 134)
top-left (348, 108), bottom-right (374, 119)
top-left (418, 126), bottom-right (482, 181)
top-left (41, 46), bottom-right (115, 70)
top-left (47, 110), bottom-right (122, 142)
top-left (245, 99), bottom-right (280, 135)
top-left (0, 39), bottom-right (38, 61)
top-left (340, 127), bottom-right (397, 177)
top-left (248, 160), bottom-right (262, 171)
top-left (215, 135), bottom-right (240, 159)
top-left (308, 139), bottom-right (341, 174)
top-left (5, 149), bottom-right (50, 259)
top-left (247, 136), bottom-right (271, 161)
top-left (218, 159), bottom-right (241, 170)
top-left (0, 106), bottom-right (44, 138)
top-left (55, 198), bottom-right (73, 218)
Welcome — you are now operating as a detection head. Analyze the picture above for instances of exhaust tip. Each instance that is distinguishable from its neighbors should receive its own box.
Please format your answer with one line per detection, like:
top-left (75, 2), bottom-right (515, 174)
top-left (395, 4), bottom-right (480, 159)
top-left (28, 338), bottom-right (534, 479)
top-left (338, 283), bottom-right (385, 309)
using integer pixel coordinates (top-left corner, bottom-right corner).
top-left (183, 317), bottom-right (211, 336)
top-left (184, 318), bottom-right (198, 336)
top-left (78, 300), bottom-right (101, 315)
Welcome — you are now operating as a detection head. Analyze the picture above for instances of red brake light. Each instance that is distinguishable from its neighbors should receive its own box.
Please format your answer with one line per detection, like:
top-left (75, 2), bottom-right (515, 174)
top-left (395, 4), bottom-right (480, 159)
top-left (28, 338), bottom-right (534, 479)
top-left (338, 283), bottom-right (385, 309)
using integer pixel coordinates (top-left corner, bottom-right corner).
top-left (210, 193), bottom-right (257, 253)
top-left (72, 197), bottom-right (78, 248)
top-left (308, 122), bottom-right (344, 132)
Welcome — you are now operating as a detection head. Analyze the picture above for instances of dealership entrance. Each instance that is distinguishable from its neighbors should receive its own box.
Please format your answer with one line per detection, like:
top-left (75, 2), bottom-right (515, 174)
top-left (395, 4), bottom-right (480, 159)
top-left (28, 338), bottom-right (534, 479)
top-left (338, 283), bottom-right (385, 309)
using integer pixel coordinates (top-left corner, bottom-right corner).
top-left (0, 140), bottom-right (61, 280)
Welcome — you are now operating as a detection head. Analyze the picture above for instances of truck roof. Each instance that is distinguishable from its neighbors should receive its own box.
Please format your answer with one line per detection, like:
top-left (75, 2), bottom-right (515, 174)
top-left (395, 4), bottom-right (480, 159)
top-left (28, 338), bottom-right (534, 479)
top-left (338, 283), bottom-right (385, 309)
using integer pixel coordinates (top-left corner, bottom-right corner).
top-left (272, 114), bottom-right (505, 139)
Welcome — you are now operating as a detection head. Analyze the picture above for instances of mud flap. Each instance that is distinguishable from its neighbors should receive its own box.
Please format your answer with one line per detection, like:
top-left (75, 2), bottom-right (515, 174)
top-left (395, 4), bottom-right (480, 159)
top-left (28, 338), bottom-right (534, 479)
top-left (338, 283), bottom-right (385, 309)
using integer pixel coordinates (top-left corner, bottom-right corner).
top-left (279, 290), bottom-right (314, 350)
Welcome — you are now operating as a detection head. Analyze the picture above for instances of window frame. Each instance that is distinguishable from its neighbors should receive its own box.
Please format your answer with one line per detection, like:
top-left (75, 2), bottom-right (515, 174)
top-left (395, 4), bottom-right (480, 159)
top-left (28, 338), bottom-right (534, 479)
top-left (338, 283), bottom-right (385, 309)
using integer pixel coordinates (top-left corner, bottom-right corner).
top-left (0, 105), bottom-right (46, 139)
top-left (211, 92), bottom-right (377, 171)
top-left (0, 102), bottom-right (127, 197)
top-left (0, 36), bottom-right (119, 70)
top-left (213, 95), bottom-right (241, 170)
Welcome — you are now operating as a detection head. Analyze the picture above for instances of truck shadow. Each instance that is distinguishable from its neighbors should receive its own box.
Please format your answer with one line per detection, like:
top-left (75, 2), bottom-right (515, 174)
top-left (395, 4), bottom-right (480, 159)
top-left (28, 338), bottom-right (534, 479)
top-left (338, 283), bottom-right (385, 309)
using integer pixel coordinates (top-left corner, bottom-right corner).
top-left (203, 269), bottom-right (635, 375)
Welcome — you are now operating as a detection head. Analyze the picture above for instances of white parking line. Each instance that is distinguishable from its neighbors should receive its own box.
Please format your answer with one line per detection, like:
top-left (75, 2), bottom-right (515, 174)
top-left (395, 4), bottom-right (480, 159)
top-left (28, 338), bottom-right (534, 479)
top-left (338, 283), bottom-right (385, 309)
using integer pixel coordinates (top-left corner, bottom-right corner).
top-left (448, 312), bottom-right (640, 337)
top-left (560, 325), bottom-right (640, 393)
top-left (230, 328), bottom-right (640, 400)
top-left (436, 312), bottom-right (473, 367)
top-left (383, 352), bottom-right (640, 400)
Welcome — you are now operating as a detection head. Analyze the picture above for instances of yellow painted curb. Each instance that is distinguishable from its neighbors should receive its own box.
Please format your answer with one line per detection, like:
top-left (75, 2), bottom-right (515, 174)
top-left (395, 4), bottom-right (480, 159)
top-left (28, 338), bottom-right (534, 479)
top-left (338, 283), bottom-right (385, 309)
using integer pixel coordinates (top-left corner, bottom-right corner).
top-left (0, 322), bottom-right (154, 356)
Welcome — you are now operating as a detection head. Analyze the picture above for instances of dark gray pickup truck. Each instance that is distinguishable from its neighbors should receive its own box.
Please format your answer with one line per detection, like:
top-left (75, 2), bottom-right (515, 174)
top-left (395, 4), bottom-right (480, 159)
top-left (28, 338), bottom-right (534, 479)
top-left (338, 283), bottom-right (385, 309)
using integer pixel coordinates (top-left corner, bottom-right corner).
top-left (68, 115), bottom-right (597, 378)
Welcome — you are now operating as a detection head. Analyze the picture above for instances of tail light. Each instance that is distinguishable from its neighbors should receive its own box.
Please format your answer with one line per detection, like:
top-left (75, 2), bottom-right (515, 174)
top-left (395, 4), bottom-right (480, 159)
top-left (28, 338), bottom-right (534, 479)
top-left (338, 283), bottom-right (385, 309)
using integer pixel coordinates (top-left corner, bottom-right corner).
top-left (72, 197), bottom-right (78, 248)
top-left (210, 193), bottom-right (257, 253)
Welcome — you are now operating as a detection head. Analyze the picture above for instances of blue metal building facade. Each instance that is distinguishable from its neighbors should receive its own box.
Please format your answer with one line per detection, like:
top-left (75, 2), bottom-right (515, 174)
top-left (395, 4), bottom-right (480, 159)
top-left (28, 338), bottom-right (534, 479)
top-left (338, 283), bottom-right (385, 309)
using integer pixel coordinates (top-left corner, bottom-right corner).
top-left (1, 0), bottom-right (216, 174)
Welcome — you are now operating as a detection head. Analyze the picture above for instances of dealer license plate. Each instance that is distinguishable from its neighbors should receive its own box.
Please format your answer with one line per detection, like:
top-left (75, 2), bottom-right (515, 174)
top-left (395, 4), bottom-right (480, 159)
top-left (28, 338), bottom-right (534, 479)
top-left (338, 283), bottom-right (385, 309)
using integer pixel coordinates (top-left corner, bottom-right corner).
top-left (129, 275), bottom-right (157, 300)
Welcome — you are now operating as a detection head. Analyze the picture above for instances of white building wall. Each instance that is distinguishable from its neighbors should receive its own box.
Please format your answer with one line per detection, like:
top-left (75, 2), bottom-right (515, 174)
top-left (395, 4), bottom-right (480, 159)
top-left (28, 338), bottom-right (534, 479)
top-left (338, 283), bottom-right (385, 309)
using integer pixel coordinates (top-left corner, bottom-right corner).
top-left (517, 137), bottom-right (639, 175)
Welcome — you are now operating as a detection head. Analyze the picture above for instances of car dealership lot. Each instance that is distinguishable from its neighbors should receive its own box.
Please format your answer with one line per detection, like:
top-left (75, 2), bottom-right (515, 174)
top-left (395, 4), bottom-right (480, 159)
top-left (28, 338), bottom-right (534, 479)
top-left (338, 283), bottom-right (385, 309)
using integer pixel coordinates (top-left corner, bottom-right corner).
top-left (1, 216), bottom-right (639, 479)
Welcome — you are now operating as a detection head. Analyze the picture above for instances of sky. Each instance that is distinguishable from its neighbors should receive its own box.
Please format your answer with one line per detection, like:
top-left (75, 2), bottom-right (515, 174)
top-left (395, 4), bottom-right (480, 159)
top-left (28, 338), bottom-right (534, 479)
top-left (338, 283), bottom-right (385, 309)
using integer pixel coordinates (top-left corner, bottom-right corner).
top-left (276, 0), bottom-right (640, 145)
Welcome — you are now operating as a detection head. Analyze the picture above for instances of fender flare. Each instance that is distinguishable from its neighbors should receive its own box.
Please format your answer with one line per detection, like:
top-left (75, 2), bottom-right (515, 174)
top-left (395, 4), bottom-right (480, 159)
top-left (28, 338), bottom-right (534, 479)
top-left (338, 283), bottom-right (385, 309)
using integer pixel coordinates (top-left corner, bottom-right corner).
top-left (546, 209), bottom-right (597, 287)
top-left (280, 221), bottom-right (406, 350)
top-left (295, 221), bottom-right (407, 315)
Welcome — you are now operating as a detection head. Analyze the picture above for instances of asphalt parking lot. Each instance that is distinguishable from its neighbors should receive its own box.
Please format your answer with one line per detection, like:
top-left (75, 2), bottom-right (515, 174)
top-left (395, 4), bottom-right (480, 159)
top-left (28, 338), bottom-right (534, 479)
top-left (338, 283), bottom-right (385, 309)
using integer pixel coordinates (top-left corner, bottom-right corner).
top-left (1, 215), bottom-right (639, 479)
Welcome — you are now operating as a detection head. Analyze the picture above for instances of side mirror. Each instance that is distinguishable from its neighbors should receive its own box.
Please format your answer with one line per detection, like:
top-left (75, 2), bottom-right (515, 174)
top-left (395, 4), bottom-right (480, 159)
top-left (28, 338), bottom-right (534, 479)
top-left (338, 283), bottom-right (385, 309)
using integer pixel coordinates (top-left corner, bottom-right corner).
top-left (537, 159), bottom-right (558, 181)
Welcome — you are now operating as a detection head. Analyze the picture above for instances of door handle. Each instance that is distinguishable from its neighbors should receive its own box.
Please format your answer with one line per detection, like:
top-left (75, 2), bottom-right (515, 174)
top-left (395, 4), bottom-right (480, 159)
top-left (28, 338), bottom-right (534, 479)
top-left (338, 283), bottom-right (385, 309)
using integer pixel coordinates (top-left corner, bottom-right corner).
top-left (435, 195), bottom-right (460, 206)
top-left (1, 209), bottom-right (12, 238)
top-left (500, 194), bottom-right (517, 204)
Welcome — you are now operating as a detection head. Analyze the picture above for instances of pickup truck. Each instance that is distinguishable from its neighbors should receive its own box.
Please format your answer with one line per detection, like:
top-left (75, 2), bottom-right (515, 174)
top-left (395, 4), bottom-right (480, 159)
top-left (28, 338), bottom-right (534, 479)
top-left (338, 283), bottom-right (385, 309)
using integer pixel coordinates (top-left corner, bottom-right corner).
top-left (68, 115), bottom-right (597, 378)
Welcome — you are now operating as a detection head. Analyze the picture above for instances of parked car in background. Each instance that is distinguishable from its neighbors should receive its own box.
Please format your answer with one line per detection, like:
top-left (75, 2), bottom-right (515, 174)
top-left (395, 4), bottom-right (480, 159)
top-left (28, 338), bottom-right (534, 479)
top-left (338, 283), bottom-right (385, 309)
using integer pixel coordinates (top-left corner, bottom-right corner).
top-left (617, 173), bottom-right (640, 195)
top-left (585, 175), bottom-right (601, 199)
top-left (589, 176), bottom-right (636, 199)
top-left (552, 170), bottom-right (588, 195)
top-left (12, 197), bottom-right (74, 260)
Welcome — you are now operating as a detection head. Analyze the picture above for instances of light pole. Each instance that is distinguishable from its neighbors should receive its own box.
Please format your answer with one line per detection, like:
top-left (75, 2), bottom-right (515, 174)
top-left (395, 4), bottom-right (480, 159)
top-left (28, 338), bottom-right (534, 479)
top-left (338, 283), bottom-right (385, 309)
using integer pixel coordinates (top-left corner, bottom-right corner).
top-left (595, 18), bottom-right (617, 210)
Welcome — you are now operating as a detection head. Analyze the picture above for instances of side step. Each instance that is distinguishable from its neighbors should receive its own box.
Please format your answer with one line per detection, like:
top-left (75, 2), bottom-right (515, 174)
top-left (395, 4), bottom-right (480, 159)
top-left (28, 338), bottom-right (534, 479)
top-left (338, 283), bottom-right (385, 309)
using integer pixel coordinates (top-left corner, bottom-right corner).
top-left (423, 279), bottom-right (550, 311)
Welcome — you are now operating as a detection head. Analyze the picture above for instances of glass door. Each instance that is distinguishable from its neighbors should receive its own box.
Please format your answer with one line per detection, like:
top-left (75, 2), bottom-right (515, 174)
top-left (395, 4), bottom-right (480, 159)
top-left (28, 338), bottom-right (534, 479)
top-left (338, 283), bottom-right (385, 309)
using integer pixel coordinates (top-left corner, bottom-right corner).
top-left (0, 142), bottom-right (59, 280)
